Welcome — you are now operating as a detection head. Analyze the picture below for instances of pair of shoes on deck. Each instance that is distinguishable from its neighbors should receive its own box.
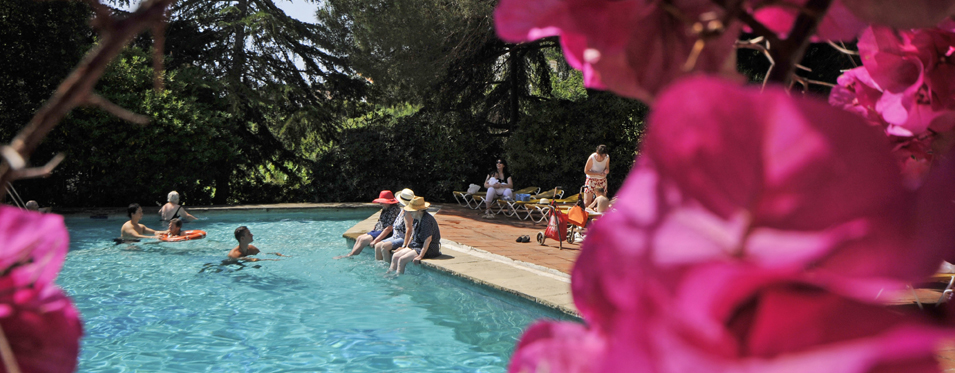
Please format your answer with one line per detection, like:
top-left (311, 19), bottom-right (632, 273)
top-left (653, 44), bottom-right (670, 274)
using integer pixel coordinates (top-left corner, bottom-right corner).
top-left (515, 235), bottom-right (530, 243)
top-left (482, 211), bottom-right (496, 219)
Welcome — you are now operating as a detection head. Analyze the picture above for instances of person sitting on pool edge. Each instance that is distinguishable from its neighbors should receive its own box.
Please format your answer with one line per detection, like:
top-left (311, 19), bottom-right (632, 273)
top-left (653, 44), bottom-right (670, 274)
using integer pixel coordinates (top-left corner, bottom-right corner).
top-left (376, 188), bottom-right (415, 263)
top-left (121, 203), bottom-right (167, 239)
top-left (229, 226), bottom-right (288, 261)
top-left (334, 190), bottom-right (402, 259)
top-left (389, 196), bottom-right (441, 275)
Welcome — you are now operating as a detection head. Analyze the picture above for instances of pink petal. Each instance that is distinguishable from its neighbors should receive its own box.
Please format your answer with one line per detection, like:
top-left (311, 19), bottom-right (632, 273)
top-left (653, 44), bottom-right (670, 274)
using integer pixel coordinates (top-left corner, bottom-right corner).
top-left (494, 0), bottom-right (740, 101)
top-left (914, 148), bottom-right (955, 264)
top-left (493, 0), bottom-right (569, 43)
top-left (508, 321), bottom-right (604, 373)
top-left (752, 0), bottom-right (866, 41)
top-left (649, 77), bottom-right (904, 232)
top-left (0, 286), bottom-right (82, 373)
top-left (840, 0), bottom-right (955, 29)
top-left (0, 206), bottom-right (69, 291)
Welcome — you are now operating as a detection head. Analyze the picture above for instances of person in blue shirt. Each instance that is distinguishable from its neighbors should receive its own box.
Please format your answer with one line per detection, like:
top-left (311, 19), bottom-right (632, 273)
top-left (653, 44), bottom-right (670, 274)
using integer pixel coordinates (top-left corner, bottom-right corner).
top-left (389, 196), bottom-right (441, 274)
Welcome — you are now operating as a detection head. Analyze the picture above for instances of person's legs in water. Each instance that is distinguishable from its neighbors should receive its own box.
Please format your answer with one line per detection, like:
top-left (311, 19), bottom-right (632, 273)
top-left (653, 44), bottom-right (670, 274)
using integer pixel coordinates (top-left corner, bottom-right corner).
top-left (334, 232), bottom-right (376, 259)
top-left (376, 237), bottom-right (404, 261)
top-left (389, 248), bottom-right (415, 273)
top-left (353, 233), bottom-right (373, 252)
top-left (392, 249), bottom-right (418, 274)
top-left (376, 241), bottom-right (392, 261)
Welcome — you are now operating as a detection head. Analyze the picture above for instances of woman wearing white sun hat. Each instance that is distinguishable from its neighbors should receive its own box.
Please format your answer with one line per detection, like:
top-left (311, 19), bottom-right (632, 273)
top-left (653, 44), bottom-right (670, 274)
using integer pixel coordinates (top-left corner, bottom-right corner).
top-left (389, 196), bottom-right (441, 274)
top-left (376, 188), bottom-right (416, 262)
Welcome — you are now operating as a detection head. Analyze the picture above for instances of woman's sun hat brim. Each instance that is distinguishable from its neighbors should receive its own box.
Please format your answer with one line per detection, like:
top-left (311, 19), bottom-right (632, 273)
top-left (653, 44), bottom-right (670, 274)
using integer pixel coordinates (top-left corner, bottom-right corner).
top-left (403, 197), bottom-right (431, 211)
top-left (372, 190), bottom-right (399, 204)
top-left (396, 188), bottom-right (416, 206)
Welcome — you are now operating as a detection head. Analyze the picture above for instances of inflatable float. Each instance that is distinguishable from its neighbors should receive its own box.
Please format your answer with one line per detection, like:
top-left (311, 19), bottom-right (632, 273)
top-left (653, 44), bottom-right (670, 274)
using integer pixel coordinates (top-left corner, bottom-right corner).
top-left (159, 230), bottom-right (207, 242)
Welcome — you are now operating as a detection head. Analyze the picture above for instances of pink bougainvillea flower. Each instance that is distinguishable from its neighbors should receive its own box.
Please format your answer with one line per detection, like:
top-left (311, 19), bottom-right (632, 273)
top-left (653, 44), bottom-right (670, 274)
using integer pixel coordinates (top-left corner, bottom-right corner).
top-left (508, 321), bottom-right (604, 373)
top-left (829, 66), bottom-right (884, 124)
top-left (914, 147), bottom-right (955, 264)
top-left (840, 0), bottom-right (955, 29)
top-left (515, 261), bottom-right (951, 373)
top-left (0, 207), bottom-right (82, 373)
top-left (571, 77), bottom-right (952, 322)
top-left (0, 206), bottom-right (69, 291)
top-left (831, 24), bottom-right (955, 183)
top-left (910, 20), bottom-right (955, 111)
top-left (857, 25), bottom-right (955, 137)
top-left (494, 0), bottom-right (740, 102)
top-left (0, 285), bottom-right (82, 373)
top-left (751, 0), bottom-right (867, 41)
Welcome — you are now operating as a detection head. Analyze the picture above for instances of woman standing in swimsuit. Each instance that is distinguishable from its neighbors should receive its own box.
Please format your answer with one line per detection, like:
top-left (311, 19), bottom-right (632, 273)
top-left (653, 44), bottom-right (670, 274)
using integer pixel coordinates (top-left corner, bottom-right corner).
top-left (159, 191), bottom-right (198, 222)
top-left (583, 145), bottom-right (609, 207)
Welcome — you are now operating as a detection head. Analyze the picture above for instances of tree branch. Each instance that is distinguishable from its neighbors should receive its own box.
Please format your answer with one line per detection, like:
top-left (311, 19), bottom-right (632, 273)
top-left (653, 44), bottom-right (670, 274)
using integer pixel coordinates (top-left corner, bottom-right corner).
top-left (765, 0), bottom-right (832, 83)
top-left (0, 0), bottom-right (177, 187)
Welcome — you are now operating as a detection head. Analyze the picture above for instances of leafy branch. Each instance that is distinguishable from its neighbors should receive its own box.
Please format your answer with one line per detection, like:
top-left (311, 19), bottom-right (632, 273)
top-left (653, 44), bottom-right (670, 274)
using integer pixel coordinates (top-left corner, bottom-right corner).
top-left (0, 0), bottom-right (176, 188)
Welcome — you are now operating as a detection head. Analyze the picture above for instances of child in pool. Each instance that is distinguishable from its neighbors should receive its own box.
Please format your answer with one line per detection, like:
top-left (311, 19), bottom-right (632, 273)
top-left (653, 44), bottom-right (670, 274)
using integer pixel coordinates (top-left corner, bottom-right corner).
top-left (167, 218), bottom-right (183, 236)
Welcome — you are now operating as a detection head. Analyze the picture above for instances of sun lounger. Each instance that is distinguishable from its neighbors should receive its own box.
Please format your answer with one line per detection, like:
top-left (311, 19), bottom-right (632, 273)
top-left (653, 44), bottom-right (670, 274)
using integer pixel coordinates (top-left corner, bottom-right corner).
top-left (453, 191), bottom-right (487, 210)
top-left (514, 189), bottom-right (573, 223)
top-left (508, 188), bottom-right (564, 221)
top-left (524, 198), bottom-right (574, 223)
top-left (451, 191), bottom-right (487, 209)
top-left (452, 190), bottom-right (471, 206)
top-left (476, 186), bottom-right (540, 215)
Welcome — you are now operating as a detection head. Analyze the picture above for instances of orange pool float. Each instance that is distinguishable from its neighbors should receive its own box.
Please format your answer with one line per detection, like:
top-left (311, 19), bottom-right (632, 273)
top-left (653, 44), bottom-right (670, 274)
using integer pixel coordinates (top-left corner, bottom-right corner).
top-left (159, 230), bottom-right (207, 242)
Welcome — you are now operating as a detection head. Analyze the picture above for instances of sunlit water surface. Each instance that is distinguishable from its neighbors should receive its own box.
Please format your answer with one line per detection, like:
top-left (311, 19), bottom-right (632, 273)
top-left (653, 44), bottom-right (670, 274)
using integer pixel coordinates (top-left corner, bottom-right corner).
top-left (61, 209), bottom-right (575, 372)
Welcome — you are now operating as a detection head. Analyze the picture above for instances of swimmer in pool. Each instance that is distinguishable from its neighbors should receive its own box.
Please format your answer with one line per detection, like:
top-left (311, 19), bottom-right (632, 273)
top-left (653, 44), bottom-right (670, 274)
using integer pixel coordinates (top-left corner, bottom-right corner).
top-left (121, 203), bottom-right (166, 239)
top-left (228, 226), bottom-right (287, 261)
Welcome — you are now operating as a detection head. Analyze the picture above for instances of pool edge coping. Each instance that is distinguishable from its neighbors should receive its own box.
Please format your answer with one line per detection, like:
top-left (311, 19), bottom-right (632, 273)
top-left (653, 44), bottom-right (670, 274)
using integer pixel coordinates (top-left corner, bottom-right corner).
top-left (343, 209), bottom-right (581, 318)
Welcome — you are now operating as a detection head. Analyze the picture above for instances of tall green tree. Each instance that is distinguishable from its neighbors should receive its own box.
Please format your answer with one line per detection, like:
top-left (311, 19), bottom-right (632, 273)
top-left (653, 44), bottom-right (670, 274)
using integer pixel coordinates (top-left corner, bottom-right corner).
top-left (0, 0), bottom-right (93, 140)
top-left (316, 0), bottom-right (566, 135)
top-left (314, 0), bottom-right (648, 200)
top-left (164, 0), bottom-right (367, 203)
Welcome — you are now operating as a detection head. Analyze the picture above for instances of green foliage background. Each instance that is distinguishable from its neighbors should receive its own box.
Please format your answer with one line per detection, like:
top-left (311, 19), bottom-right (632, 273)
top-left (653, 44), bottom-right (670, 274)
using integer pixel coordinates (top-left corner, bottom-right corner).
top-left (2, 0), bottom-right (853, 207)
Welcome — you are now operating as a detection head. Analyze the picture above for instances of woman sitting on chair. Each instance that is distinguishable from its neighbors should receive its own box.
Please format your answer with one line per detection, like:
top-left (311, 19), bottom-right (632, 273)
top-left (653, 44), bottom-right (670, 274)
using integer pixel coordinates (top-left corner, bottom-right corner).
top-left (483, 158), bottom-right (513, 218)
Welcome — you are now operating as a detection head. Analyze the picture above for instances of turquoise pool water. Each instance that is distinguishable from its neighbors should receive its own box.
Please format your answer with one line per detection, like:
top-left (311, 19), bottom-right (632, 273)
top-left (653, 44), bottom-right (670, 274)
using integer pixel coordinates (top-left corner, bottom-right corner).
top-left (60, 209), bottom-right (574, 372)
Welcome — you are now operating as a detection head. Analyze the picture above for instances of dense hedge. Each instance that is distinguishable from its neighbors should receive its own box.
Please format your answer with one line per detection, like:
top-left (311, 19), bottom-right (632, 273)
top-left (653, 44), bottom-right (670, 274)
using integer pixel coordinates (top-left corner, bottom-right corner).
top-left (13, 50), bottom-right (239, 208)
top-left (310, 91), bottom-right (647, 203)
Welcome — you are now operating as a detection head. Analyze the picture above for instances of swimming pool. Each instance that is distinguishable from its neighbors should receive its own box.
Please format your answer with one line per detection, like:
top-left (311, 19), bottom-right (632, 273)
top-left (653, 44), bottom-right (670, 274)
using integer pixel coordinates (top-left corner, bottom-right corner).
top-left (60, 209), bottom-right (575, 372)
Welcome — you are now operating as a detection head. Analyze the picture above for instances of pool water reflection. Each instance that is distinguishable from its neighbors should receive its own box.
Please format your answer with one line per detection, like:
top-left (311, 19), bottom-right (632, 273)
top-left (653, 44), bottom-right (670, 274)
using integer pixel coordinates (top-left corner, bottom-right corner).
top-left (61, 210), bottom-right (575, 372)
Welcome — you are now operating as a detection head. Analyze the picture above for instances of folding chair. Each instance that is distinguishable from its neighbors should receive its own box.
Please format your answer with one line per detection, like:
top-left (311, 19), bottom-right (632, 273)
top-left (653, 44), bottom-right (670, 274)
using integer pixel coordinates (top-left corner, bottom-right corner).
top-left (476, 186), bottom-right (539, 216)
top-left (452, 190), bottom-right (486, 209)
top-left (497, 186), bottom-right (541, 217)
top-left (513, 188), bottom-right (566, 222)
